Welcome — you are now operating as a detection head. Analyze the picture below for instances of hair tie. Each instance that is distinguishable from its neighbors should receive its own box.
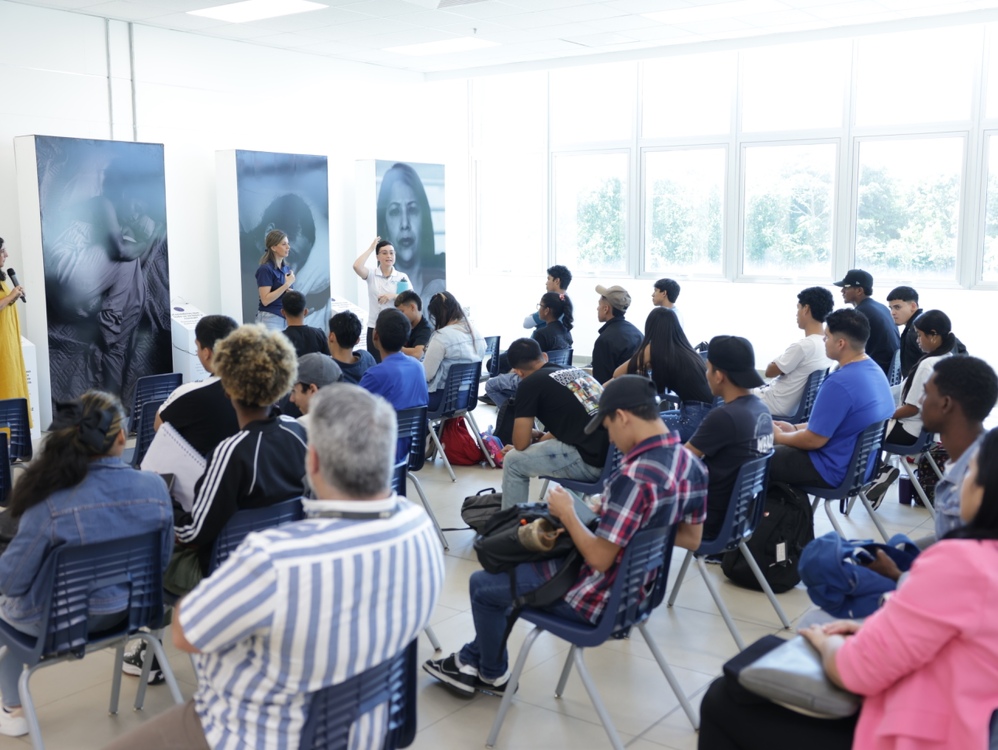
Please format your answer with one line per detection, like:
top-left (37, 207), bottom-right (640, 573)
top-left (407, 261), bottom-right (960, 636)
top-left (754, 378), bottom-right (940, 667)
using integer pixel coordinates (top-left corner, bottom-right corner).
top-left (52, 401), bottom-right (115, 454)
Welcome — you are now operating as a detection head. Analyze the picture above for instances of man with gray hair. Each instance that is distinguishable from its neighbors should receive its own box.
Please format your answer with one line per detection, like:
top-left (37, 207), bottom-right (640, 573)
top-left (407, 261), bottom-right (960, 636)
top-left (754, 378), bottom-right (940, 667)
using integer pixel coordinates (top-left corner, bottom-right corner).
top-left (107, 384), bottom-right (445, 750)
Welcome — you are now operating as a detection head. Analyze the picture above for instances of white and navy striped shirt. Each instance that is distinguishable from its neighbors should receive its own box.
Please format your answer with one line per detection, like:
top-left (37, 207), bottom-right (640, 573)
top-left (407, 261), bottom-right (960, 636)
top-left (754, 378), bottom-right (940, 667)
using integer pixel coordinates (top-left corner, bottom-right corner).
top-left (179, 496), bottom-right (444, 750)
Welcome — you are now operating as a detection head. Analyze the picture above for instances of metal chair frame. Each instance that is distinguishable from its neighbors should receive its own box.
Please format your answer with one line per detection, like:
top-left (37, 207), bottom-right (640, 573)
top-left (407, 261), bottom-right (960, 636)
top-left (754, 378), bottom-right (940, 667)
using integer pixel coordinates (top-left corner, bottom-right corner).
top-left (880, 429), bottom-right (940, 520)
top-left (426, 361), bottom-right (495, 481)
top-left (394, 406), bottom-right (448, 551)
top-left (0, 398), bottom-right (32, 466)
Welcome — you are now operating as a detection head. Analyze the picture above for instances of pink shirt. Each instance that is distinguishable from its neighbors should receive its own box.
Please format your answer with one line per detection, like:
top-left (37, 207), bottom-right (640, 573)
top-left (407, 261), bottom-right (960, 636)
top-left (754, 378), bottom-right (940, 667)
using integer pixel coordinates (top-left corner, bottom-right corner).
top-left (837, 539), bottom-right (998, 750)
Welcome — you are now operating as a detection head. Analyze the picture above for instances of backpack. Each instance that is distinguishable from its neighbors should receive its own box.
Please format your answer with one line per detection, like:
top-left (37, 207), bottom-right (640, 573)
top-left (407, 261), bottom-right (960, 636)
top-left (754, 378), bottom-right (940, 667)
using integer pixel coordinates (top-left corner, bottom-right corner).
top-left (721, 482), bottom-right (814, 594)
top-left (798, 532), bottom-right (919, 618)
top-left (494, 397), bottom-right (516, 447)
top-left (440, 417), bottom-right (485, 466)
top-left (480, 428), bottom-right (504, 467)
top-left (461, 488), bottom-right (503, 532)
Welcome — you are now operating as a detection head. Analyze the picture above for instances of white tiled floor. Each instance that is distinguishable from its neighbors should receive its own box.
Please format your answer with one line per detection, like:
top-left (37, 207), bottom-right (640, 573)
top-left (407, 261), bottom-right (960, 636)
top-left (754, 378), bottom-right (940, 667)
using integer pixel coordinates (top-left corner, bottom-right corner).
top-left (4, 406), bottom-right (937, 750)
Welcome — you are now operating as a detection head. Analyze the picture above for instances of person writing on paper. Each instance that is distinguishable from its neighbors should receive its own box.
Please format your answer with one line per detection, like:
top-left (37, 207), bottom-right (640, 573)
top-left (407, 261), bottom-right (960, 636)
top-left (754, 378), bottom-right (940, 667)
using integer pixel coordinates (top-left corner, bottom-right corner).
top-left (0, 237), bottom-right (30, 412)
top-left (697, 427), bottom-right (998, 750)
top-left (255, 230), bottom-right (295, 332)
top-left (353, 237), bottom-right (411, 363)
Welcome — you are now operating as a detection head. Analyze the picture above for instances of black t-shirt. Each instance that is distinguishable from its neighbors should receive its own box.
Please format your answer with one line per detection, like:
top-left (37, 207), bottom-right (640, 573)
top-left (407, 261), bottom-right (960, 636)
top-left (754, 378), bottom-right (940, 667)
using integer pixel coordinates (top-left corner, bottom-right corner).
top-left (514, 363), bottom-right (609, 467)
top-left (159, 379), bottom-right (241, 458)
top-left (407, 316), bottom-right (432, 351)
top-left (591, 317), bottom-right (643, 383)
top-left (688, 394), bottom-right (774, 539)
top-left (532, 320), bottom-right (573, 353)
top-left (856, 298), bottom-right (900, 375)
top-left (282, 325), bottom-right (330, 357)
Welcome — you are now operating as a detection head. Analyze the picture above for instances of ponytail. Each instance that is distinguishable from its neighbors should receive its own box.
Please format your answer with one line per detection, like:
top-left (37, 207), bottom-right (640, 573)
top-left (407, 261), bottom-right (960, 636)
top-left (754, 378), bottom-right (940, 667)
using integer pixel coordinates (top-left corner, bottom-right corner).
top-left (540, 292), bottom-right (574, 331)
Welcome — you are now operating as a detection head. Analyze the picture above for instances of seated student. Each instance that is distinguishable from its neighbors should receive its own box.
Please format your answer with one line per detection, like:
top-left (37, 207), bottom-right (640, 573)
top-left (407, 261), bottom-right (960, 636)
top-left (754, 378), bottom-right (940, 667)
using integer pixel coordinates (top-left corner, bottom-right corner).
top-left (651, 277), bottom-right (684, 329)
top-left (289, 353), bottom-right (341, 431)
top-left (522, 264), bottom-right (572, 330)
top-left (423, 291), bottom-right (486, 410)
top-left (328, 311), bottom-right (376, 384)
top-left (757, 287), bottom-right (834, 418)
top-left (394, 290), bottom-right (432, 360)
top-left (834, 269), bottom-right (899, 376)
top-left (485, 292), bottom-right (575, 408)
top-left (424, 376), bottom-right (707, 697)
top-left (886, 285), bottom-right (922, 381)
top-left (497, 338), bottom-right (609, 509)
top-left (106, 385), bottom-right (444, 750)
top-left (686, 336), bottom-right (774, 541)
top-left (170, 325), bottom-right (307, 594)
top-left (0, 391), bottom-right (173, 723)
top-left (279, 290), bottom-right (330, 357)
top-left (155, 314), bottom-right (240, 458)
top-left (770, 309), bottom-right (894, 489)
top-left (592, 284), bottom-right (643, 384)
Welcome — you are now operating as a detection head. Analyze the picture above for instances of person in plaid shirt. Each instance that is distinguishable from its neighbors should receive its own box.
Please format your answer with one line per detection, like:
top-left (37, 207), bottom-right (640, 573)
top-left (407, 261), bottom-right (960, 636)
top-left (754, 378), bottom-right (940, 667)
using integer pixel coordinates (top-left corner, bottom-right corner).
top-left (424, 375), bottom-right (708, 697)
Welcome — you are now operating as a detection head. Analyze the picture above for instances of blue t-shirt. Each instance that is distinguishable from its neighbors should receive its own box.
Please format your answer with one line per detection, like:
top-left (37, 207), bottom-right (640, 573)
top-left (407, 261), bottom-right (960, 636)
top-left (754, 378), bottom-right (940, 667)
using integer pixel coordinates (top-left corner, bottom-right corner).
top-left (255, 262), bottom-right (291, 315)
top-left (360, 352), bottom-right (430, 462)
top-left (806, 358), bottom-right (894, 486)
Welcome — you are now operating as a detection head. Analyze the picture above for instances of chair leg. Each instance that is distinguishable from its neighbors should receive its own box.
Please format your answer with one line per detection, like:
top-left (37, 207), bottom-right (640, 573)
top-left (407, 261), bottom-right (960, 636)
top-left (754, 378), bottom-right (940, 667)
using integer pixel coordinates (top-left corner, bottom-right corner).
top-left (554, 646), bottom-right (576, 697)
top-left (407, 474), bottom-right (449, 550)
top-left (466, 413), bottom-right (496, 469)
top-left (636, 622), bottom-right (699, 730)
top-left (486, 626), bottom-right (544, 748)
top-left (570, 648), bottom-right (626, 750)
top-left (925, 451), bottom-right (944, 481)
top-left (821, 498), bottom-right (847, 537)
top-left (134, 632), bottom-right (183, 709)
top-left (423, 625), bottom-right (442, 652)
top-left (427, 423), bottom-right (456, 482)
top-left (737, 541), bottom-right (791, 629)
top-left (899, 459), bottom-right (936, 519)
top-left (18, 666), bottom-right (43, 750)
top-left (109, 642), bottom-right (125, 714)
top-left (694, 557), bottom-right (745, 650)
top-left (538, 478), bottom-right (550, 501)
top-left (857, 491), bottom-right (890, 542)
top-left (666, 550), bottom-right (694, 607)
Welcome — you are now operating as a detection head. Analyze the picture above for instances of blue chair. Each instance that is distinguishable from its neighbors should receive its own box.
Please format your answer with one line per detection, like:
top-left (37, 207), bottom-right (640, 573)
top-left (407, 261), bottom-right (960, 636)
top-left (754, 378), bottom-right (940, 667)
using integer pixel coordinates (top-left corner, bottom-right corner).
top-left (485, 522), bottom-right (698, 750)
top-left (537, 445), bottom-right (622, 502)
top-left (395, 406), bottom-right (448, 551)
top-left (123, 397), bottom-right (165, 468)
top-left (887, 350), bottom-right (902, 387)
top-left (0, 531), bottom-right (183, 748)
top-left (427, 361), bottom-right (495, 481)
top-left (882, 429), bottom-right (940, 520)
top-left (0, 433), bottom-right (10, 507)
top-left (666, 452), bottom-right (789, 650)
top-left (208, 496), bottom-right (305, 573)
top-left (128, 373), bottom-right (182, 433)
top-left (546, 348), bottom-right (573, 367)
top-left (771, 368), bottom-right (828, 423)
top-left (0, 398), bottom-right (32, 465)
top-left (299, 640), bottom-right (417, 750)
top-left (799, 420), bottom-right (889, 542)
top-left (484, 336), bottom-right (501, 379)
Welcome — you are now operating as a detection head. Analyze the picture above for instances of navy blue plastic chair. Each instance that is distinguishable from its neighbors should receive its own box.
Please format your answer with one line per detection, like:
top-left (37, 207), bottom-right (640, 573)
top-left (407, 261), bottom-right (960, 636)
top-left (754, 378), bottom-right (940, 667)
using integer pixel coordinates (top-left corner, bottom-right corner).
top-left (426, 361), bottom-right (495, 480)
top-left (666, 452), bottom-right (789, 649)
top-left (0, 530), bottom-right (183, 748)
top-left (128, 373), bottom-right (181, 434)
top-left (484, 336), bottom-right (501, 379)
top-left (299, 640), bottom-right (417, 750)
top-left (546, 348), bottom-right (573, 367)
top-left (771, 368), bottom-right (828, 423)
top-left (0, 433), bottom-right (10, 507)
top-left (882, 428), bottom-right (940, 520)
top-left (395, 406), bottom-right (447, 550)
top-left (208, 497), bottom-right (305, 573)
top-left (0, 398), bottom-right (32, 465)
top-left (887, 350), bottom-right (902, 387)
top-left (485, 522), bottom-right (697, 749)
top-left (799, 420), bottom-right (889, 542)
top-left (124, 397), bottom-right (165, 468)
top-left (537, 445), bottom-right (622, 502)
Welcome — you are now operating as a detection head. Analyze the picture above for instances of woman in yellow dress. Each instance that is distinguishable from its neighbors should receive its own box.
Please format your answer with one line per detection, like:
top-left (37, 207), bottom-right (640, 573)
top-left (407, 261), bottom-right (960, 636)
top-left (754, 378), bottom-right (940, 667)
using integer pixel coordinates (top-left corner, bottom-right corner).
top-left (0, 237), bottom-right (30, 418)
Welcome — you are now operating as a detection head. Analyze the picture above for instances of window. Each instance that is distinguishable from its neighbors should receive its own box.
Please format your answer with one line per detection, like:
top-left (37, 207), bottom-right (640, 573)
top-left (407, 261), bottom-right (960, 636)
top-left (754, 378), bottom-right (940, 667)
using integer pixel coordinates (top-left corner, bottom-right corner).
top-left (553, 152), bottom-right (628, 274)
top-left (742, 143), bottom-right (836, 277)
top-left (643, 148), bottom-right (725, 275)
top-left (641, 52), bottom-right (735, 138)
top-left (855, 137), bottom-right (963, 280)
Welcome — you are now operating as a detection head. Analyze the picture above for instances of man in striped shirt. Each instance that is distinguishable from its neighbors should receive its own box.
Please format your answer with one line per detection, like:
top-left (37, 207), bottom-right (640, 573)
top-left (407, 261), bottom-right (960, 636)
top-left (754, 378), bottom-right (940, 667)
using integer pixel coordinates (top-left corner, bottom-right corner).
top-left (108, 385), bottom-right (445, 750)
top-left (425, 375), bottom-right (707, 696)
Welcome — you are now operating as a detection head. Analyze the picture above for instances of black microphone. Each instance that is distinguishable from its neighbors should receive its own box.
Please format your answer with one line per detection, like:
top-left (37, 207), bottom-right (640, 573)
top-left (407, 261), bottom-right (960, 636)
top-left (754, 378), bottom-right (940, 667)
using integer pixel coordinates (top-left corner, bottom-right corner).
top-left (6, 268), bottom-right (25, 304)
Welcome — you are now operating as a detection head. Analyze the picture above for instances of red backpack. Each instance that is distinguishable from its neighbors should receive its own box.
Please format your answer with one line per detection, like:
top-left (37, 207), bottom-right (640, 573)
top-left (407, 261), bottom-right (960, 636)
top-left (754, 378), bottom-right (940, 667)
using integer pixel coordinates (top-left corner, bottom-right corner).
top-left (440, 418), bottom-right (485, 466)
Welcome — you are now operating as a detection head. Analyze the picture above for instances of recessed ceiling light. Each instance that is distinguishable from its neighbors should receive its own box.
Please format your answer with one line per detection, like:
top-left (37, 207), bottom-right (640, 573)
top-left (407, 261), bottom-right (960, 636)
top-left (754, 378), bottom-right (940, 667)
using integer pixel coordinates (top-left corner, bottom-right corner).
top-left (384, 37), bottom-right (498, 56)
top-left (644, 0), bottom-right (789, 26)
top-left (189, 0), bottom-right (327, 23)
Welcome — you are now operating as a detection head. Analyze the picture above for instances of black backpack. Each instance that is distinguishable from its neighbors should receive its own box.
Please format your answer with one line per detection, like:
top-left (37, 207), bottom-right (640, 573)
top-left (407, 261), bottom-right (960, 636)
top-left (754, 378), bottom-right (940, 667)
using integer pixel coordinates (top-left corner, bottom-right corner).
top-left (494, 397), bottom-right (516, 446)
top-left (721, 482), bottom-right (814, 594)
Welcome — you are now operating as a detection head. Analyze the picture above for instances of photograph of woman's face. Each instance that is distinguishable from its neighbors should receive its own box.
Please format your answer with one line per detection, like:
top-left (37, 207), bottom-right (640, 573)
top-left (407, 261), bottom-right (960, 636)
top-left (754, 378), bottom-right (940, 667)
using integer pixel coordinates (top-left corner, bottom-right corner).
top-left (385, 180), bottom-right (422, 264)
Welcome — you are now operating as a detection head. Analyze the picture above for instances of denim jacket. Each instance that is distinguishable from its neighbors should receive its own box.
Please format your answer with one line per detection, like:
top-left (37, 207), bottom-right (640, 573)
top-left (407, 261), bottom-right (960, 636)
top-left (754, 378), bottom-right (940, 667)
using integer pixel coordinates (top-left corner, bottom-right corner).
top-left (0, 458), bottom-right (172, 628)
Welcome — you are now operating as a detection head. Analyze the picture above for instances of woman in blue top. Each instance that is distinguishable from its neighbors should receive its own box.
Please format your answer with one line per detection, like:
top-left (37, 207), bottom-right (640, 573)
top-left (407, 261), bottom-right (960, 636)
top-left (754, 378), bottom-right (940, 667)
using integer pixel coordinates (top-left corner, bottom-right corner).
top-left (0, 391), bottom-right (172, 738)
top-left (255, 229), bottom-right (296, 331)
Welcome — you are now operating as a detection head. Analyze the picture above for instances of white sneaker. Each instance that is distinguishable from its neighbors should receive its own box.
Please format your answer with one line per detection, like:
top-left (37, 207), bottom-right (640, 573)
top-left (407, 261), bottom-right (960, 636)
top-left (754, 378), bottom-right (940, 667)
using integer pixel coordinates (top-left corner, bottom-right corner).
top-left (0, 706), bottom-right (28, 737)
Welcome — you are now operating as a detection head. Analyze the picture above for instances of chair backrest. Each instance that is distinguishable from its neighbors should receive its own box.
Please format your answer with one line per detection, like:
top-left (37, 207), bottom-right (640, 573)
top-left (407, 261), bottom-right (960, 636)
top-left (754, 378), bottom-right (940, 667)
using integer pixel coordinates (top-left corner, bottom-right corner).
top-left (395, 406), bottom-right (429, 474)
top-left (884, 427), bottom-right (935, 455)
top-left (0, 432), bottom-right (10, 507)
top-left (887, 350), bottom-right (902, 387)
top-left (798, 368), bottom-right (828, 422)
top-left (390, 459), bottom-right (408, 497)
top-left (129, 373), bottom-right (182, 431)
top-left (598, 445), bottom-right (623, 484)
top-left (484, 336), bottom-right (501, 378)
top-left (840, 420), bottom-right (888, 495)
top-left (208, 497), bottom-right (305, 572)
top-left (427, 361), bottom-right (482, 420)
top-left (299, 640), bottom-right (417, 750)
top-left (699, 451), bottom-right (773, 556)
top-left (0, 398), bottom-right (32, 463)
top-left (34, 530), bottom-right (167, 661)
top-left (546, 348), bottom-right (573, 367)
top-left (131, 397), bottom-right (166, 467)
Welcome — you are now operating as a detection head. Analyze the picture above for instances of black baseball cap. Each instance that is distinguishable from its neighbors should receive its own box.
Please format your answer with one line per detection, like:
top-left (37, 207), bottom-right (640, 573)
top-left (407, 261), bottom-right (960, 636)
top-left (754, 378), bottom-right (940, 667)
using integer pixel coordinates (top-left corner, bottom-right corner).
top-left (706, 335), bottom-right (764, 389)
top-left (833, 269), bottom-right (873, 290)
top-left (584, 375), bottom-right (661, 434)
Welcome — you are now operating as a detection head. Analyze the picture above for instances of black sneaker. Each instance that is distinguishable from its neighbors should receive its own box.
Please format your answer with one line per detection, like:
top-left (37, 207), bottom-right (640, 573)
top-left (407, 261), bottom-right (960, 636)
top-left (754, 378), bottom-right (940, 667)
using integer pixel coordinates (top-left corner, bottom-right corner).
top-left (478, 394), bottom-right (496, 406)
top-left (423, 654), bottom-right (476, 696)
top-left (473, 672), bottom-right (512, 697)
top-left (121, 641), bottom-right (165, 685)
top-left (865, 466), bottom-right (900, 510)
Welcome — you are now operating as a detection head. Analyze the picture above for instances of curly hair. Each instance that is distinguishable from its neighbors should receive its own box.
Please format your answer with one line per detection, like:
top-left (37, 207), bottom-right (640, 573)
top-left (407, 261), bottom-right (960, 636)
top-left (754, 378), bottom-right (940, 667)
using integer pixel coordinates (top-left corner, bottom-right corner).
top-left (213, 324), bottom-right (298, 407)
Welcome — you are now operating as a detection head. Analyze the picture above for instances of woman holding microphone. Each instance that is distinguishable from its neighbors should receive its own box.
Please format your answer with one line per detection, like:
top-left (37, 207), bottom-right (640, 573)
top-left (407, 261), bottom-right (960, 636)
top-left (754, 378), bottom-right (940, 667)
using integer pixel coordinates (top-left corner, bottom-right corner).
top-left (256, 230), bottom-right (295, 331)
top-left (353, 237), bottom-right (411, 363)
top-left (0, 237), bottom-right (30, 413)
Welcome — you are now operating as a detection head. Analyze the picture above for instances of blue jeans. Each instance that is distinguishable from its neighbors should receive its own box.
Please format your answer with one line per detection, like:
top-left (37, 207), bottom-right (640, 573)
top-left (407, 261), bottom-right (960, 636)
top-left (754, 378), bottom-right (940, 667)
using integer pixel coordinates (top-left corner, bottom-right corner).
top-left (459, 563), bottom-right (587, 681)
top-left (485, 372), bottom-right (520, 408)
top-left (255, 309), bottom-right (286, 331)
top-left (501, 439), bottom-right (603, 509)
top-left (661, 401), bottom-right (713, 443)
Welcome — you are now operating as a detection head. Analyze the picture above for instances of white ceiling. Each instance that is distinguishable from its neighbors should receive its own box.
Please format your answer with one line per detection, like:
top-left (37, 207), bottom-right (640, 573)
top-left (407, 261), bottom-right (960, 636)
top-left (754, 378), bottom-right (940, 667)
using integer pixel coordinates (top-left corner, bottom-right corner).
top-left (11, 0), bottom-right (998, 75)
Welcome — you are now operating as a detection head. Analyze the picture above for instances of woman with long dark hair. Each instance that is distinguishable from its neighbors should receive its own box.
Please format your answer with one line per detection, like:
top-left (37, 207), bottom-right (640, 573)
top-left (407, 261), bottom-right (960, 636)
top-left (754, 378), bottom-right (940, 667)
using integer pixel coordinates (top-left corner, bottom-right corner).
top-left (423, 292), bottom-right (485, 410)
top-left (0, 391), bottom-right (172, 737)
top-left (531, 292), bottom-right (574, 353)
top-left (255, 229), bottom-right (295, 331)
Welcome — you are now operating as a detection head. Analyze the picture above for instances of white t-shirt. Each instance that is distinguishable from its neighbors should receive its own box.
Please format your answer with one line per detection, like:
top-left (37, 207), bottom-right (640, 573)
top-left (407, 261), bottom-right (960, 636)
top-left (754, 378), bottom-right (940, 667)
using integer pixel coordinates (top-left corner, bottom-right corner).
top-left (363, 267), bottom-right (410, 329)
top-left (757, 334), bottom-right (832, 417)
top-left (896, 352), bottom-right (952, 438)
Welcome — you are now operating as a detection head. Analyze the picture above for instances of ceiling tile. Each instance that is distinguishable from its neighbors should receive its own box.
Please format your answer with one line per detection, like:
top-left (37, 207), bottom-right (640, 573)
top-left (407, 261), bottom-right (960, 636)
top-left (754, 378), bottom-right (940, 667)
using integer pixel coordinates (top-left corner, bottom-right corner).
top-left (77, 0), bottom-right (175, 19)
